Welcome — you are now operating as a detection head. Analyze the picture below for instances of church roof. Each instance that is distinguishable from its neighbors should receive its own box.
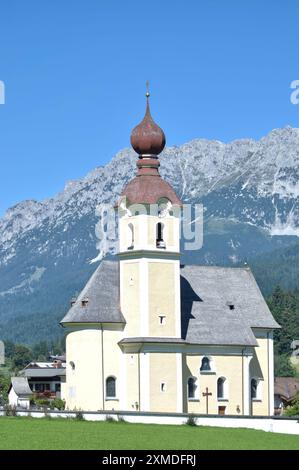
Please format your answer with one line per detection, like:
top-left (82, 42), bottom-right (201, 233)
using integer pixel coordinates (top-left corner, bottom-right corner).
top-left (180, 265), bottom-right (280, 344)
top-left (61, 260), bottom-right (279, 347)
top-left (60, 260), bottom-right (125, 325)
top-left (118, 174), bottom-right (183, 208)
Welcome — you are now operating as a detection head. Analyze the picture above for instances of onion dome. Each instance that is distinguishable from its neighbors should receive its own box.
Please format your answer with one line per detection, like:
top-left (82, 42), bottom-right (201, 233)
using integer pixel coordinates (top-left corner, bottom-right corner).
top-left (130, 92), bottom-right (166, 156)
top-left (115, 89), bottom-right (182, 208)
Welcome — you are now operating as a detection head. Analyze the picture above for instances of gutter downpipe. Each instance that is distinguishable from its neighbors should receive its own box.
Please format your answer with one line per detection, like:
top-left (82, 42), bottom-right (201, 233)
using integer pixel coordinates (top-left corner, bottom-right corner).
top-left (241, 348), bottom-right (245, 415)
top-left (267, 331), bottom-right (270, 416)
top-left (138, 345), bottom-right (142, 412)
top-left (101, 324), bottom-right (105, 411)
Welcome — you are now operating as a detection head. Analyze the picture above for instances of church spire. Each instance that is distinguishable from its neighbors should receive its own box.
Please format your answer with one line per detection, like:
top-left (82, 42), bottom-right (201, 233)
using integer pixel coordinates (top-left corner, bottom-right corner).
top-left (130, 87), bottom-right (166, 176)
top-left (116, 88), bottom-right (182, 207)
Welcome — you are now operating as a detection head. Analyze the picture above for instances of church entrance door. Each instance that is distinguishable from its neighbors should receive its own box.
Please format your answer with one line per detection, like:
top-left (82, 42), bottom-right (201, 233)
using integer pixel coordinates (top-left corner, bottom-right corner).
top-left (218, 406), bottom-right (226, 415)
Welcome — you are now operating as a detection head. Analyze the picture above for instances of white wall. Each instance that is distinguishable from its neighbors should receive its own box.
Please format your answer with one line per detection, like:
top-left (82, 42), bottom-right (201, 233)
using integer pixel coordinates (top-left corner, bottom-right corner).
top-left (8, 388), bottom-right (18, 407)
top-left (8, 389), bottom-right (30, 410)
top-left (0, 409), bottom-right (298, 435)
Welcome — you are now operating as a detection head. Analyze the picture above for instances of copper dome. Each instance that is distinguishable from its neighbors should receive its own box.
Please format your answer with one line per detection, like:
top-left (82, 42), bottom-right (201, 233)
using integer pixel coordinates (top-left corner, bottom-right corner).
top-left (115, 92), bottom-right (182, 208)
top-left (130, 97), bottom-right (166, 156)
top-left (119, 174), bottom-right (182, 207)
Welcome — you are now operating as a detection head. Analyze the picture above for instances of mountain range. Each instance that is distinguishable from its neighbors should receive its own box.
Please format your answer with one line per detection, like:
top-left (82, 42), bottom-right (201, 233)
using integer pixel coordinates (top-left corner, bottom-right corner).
top-left (0, 126), bottom-right (298, 343)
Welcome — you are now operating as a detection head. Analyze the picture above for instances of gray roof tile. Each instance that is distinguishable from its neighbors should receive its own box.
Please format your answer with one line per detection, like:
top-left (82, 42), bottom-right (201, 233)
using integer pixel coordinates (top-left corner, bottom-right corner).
top-left (60, 260), bottom-right (125, 325)
top-left (180, 265), bottom-right (280, 346)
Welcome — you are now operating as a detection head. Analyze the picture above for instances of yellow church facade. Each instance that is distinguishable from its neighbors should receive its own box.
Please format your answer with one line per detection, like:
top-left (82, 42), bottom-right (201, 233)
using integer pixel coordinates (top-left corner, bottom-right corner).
top-left (60, 95), bottom-right (279, 416)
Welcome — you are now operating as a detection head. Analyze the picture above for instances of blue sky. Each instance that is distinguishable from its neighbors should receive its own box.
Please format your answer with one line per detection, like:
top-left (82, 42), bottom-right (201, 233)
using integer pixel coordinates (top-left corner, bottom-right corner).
top-left (0, 0), bottom-right (298, 216)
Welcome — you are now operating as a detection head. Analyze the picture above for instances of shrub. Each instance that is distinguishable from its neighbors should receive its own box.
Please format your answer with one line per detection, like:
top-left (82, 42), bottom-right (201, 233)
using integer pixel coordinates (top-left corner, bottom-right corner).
top-left (50, 398), bottom-right (65, 411)
top-left (4, 404), bottom-right (17, 416)
top-left (117, 415), bottom-right (126, 423)
top-left (185, 414), bottom-right (197, 426)
top-left (284, 391), bottom-right (299, 417)
top-left (105, 415), bottom-right (116, 422)
top-left (284, 406), bottom-right (299, 417)
top-left (0, 374), bottom-right (10, 404)
top-left (35, 398), bottom-right (50, 408)
top-left (75, 409), bottom-right (84, 420)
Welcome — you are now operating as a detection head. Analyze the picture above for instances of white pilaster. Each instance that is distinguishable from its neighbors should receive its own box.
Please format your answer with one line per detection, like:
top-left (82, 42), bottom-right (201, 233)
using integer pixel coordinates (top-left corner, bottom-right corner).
top-left (268, 331), bottom-right (274, 416)
top-left (119, 351), bottom-right (127, 410)
top-left (175, 260), bottom-right (181, 338)
top-left (140, 258), bottom-right (149, 336)
top-left (140, 352), bottom-right (150, 411)
top-left (243, 354), bottom-right (252, 415)
top-left (176, 352), bottom-right (183, 412)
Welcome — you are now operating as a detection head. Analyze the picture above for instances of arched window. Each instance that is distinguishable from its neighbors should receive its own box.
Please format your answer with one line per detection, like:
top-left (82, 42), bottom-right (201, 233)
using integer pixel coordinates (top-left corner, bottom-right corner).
top-left (106, 376), bottom-right (116, 398)
top-left (127, 223), bottom-right (134, 249)
top-left (200, 356), bottom-right (211, 372)
top-left (187, 377), bottom-right (197, 399)
top-left (156, 222), bottom-right (166, 249)
top-left (251, 378), bottom-right (258, 399)
top-left (217, 377), bottom-right (226, 399)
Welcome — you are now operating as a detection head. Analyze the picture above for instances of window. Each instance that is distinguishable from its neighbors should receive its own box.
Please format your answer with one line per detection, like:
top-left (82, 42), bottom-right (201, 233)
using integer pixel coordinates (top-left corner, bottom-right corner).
top-left (156, 223), bottom-right (166, 249)
top-left (160, 382), bottom-right (166, 392)
top-left (159, 315), bottom-right (166, 325)
top-left (217, 377), bottom-right (227, 399)
top-left (187, 377), bottom-right (197, 399)
top-left (200, 356), bottom-right (211, 372)
top-left (69, 361), bottom-right (75, 371)
top-left (157, 198), bottom-right (171, 216)
top-left (106, 376), bottom-right (116, 398)
top-left (251, 378), bottom-right (258, 399)
top-left (226, 301), bottom-right (235, 310)
top-left (81, 298), bottom-right (88, 307)
top-left (128, 223), bottom-right (134, 249)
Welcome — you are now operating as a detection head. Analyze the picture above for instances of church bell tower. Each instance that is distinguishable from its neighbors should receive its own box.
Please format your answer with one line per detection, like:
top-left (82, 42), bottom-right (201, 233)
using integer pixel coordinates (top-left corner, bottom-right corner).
top-left (116, 91), bottom-right (183, 339)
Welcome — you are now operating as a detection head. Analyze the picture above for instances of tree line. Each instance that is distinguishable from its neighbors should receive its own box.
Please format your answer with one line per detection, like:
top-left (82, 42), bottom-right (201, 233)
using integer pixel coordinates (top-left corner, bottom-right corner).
top-left (267, 286), bottom-right (299, 377)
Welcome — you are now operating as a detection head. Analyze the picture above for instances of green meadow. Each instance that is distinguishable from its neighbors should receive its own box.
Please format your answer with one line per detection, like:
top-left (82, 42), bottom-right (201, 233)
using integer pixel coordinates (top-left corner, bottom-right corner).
top-left (0, 417), bottom-right (298, 450)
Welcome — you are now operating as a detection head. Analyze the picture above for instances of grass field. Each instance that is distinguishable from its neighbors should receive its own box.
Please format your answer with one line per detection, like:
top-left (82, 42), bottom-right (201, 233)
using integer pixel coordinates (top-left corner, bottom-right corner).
top-left (0, 417), bottom-right (298, 450)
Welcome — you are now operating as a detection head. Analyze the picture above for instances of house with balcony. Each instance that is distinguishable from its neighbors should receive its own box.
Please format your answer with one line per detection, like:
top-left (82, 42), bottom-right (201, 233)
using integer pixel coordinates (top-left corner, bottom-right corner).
top-left (21, 359), bottom-right (66, 399)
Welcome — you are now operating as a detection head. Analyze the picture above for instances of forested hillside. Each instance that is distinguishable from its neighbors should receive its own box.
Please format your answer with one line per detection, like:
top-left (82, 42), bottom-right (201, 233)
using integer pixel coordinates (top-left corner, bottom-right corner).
top-left (267, 286), bottom-right (299, 376)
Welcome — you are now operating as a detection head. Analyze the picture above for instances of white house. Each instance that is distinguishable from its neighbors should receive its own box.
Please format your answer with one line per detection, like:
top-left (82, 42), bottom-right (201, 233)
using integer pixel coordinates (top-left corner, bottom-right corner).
top-left (8, 377), bottom-right (33, 409)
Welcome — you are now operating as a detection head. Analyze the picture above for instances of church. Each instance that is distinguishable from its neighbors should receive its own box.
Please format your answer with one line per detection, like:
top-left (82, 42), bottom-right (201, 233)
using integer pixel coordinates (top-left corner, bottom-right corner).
top-left (60, 93), bottom-right (280, 416)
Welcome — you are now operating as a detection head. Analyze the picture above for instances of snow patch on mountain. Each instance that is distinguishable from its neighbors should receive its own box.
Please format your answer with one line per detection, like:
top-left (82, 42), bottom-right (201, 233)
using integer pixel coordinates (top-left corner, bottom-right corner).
top-left (270, 210), bottom-right (299, 236)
